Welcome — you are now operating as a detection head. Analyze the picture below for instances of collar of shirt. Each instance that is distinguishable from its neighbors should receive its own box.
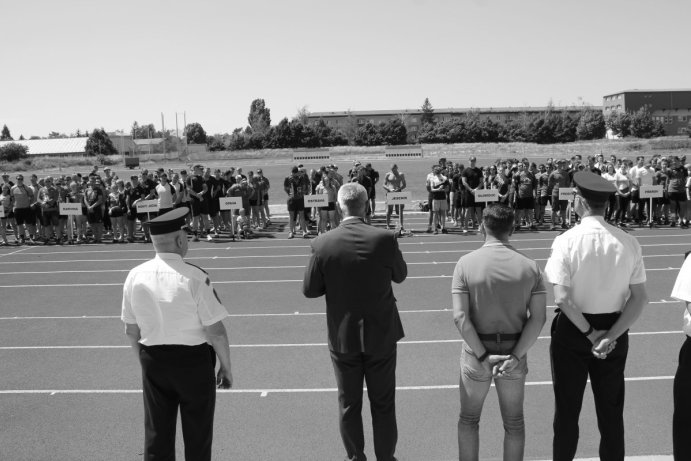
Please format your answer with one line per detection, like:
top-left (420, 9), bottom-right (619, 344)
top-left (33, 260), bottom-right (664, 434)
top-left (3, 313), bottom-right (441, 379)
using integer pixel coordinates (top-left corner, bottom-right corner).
top-left (156, 252), bottom-right (183, 262)
top-left (579, 215), bottom-right (607, 226)
top-left (341, 216), bottom-right (363, 224)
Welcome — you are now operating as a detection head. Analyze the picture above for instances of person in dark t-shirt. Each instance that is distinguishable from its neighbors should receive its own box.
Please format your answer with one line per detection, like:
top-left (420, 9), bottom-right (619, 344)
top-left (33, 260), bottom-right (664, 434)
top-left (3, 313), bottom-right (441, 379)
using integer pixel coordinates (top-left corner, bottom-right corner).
top-left (461, 156), bottom-right (483, 233)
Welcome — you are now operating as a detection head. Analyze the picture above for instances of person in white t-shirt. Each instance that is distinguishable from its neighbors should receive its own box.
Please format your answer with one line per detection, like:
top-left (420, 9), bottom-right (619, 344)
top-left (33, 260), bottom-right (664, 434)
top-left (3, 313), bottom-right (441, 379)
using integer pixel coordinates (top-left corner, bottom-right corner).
top-left (155, 173), bottom-right (177, 216)
top-left (629, 156), bottom-right (655, 223)
top-left (671, 251), bottom-right (691, 459)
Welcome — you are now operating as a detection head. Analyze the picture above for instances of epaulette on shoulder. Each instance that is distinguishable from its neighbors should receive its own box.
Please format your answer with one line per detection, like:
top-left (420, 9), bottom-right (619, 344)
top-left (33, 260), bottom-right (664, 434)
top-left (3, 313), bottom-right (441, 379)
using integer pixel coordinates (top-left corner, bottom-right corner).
top-left (185, 262), bottom-right (209, 275)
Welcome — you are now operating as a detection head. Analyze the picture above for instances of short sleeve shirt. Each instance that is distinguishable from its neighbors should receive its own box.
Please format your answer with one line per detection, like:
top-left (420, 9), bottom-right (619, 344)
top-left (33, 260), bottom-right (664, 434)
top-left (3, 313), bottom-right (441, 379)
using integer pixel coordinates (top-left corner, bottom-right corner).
top-left (671, 255), bottom-right (691, 336)
top-left (544, 216), bottom-right (646, 314)
top-left (121, 253), bottom-right (229, 345)
top-left (451, 242), bottom-right (546, 334)
top-left (462, 167), bottom-right (482, 190)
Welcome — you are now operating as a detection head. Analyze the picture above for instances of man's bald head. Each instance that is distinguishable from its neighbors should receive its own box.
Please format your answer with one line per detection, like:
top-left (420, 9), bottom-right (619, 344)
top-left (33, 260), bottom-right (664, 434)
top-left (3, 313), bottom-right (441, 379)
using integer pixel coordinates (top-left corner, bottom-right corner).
top-left (338, 183), bottom-right (368, 218)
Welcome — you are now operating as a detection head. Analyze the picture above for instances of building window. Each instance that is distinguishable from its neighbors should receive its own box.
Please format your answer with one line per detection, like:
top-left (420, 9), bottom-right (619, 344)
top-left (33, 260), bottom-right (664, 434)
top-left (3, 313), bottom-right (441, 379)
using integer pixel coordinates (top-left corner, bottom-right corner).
top-left (679, 128), bottom-right (687, 135)
top-left (411, 117), bottom-right (418, 123)
top-left (410, 126), bottom-right (418, 132)
top-left (357, 119), bottom-right (365, 125)
top-left (665, 116), bottom-right (674, 124)
top-left (679, 115), bottom-right (688, 122)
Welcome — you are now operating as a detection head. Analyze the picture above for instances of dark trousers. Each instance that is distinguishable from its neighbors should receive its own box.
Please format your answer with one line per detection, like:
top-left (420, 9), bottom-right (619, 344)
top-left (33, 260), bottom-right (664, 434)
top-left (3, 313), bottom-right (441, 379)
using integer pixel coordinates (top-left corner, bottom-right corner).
top-left (674, 336), bottom-right (691, 460)
top-left (330, 346), bottom-right (398, 461)
top-left (139, 344), bottom-right (217, 461)
top-left (550, 311), bottom-right (628, 461)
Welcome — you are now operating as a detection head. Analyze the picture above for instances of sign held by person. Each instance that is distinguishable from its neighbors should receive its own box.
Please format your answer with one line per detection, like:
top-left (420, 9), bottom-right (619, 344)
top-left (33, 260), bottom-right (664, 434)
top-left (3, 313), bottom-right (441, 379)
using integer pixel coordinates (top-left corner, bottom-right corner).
top-left (474, 189), bottom-right (499, 202)
top-left (559, 188), bottom-right (576, 201)
top-left (219, 197), bottom-right (242, 210)
top-left (59, 203), bottom-right (82, 216)
top-left (137, 200), bottom-right (160, 213)
top-left (386, 191), bottom-right (411, 205)
top-left (304, 194), bottom-right (329, 208)
top-left (640, 185), bottom-right (664, 199)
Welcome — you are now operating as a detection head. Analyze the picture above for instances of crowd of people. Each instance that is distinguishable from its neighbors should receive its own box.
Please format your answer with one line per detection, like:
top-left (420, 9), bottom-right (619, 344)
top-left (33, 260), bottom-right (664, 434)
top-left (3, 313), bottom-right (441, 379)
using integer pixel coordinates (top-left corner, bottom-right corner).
top-left (1, 152), bottom-right (689, 246)
top-left (422, 152), bottom-right (691, 234)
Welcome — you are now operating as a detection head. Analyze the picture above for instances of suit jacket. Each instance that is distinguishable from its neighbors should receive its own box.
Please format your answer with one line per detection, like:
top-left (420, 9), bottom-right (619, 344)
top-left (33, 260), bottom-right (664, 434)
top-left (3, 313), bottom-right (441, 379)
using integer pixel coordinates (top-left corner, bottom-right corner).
top-left (303, 217), bottom-right (407, 354)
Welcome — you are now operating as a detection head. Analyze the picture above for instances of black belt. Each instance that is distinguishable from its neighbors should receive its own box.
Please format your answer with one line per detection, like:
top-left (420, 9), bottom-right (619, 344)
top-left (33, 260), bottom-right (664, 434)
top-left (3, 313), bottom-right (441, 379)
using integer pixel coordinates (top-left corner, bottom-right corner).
top-left (477, 332), bottom-right (521, 342)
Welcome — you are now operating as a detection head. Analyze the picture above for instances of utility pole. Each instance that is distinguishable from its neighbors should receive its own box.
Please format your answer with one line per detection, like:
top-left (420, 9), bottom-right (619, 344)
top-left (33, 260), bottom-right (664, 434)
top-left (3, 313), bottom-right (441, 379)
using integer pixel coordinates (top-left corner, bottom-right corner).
top-left (161, 112), bottom-right (166, 157)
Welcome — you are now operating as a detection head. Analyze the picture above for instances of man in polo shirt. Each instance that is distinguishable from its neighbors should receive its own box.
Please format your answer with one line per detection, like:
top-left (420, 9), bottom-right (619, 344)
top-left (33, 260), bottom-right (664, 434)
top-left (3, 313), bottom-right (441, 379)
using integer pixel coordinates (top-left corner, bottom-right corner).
top-left (451, 203), bottom-right (546, 460)
top-left (544, 172), bottom-right (648, 461)
top-left (10, 174), bottom-right (36, 245)
top-left (122, 208), bottom-right (233, 461)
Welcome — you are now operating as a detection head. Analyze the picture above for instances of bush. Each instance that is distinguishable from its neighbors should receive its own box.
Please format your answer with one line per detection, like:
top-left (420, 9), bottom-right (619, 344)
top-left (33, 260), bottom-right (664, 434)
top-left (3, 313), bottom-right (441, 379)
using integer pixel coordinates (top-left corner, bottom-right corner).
top-left (0, 142), bottom-right (29, 162)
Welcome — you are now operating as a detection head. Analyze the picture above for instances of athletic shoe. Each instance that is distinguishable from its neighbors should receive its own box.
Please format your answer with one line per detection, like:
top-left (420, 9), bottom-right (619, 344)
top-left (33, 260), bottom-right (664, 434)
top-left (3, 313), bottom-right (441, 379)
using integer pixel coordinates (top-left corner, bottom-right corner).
top-left (288, 232), bottom-right (294, 239)
top-left (462, 229), bottom-right (468, 234)
top-left (441, 228), bottom-right (448, 234)
top-left (433, 229), bottom-right (439, 235)
top-left (302, 232), bottom-right (309, 239)
top-left (192, 235), bottom-right (200, 242)
top-left (426, 227), bottom-right (432, 233)
top-left (529, 224), bottom-right (538, 231)
top-left (671, 221), bottom-right (677, 227)
top-left (207, 234), bottom-right (214, 241)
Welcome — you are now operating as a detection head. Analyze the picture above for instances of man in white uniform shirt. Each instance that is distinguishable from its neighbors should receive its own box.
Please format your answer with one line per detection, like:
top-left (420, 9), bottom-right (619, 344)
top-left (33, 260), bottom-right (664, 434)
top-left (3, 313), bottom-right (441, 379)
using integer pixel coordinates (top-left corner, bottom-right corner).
top-left (121, 207), bottom-right (233, 461)
top-left (671, 251), bottom-right (691, 460)
top-left (544, 171), bottom-right (648, 461)
top-left (629, 156), bottom-right (655, 224)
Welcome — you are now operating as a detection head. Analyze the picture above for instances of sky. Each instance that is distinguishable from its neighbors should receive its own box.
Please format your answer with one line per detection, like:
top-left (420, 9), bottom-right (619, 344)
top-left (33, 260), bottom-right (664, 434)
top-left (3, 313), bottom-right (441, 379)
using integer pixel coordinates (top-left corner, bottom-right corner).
top-left (2, 0), bottom-right (690, 139)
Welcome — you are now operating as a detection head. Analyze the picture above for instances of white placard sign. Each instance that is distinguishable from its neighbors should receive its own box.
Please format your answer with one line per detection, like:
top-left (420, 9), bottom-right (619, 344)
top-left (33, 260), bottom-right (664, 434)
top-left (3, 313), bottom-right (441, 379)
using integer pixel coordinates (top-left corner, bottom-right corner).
top-left (386, 191), bottom-right (412, 205)
top-left (0, 207), bottom-right (5, 218)
top-left (474, 189), bottom-right (499, 202)
top-left (558, 188), bottom-right (575, 201)
top-left (639, 185), bottom-right (664, 199)
top-left (59, 203), bottom-right (82, 216)
top-left (304, 194), bottom-right (329, 208)
top-left (136, 200), bottom-right (159, 213)
top-left (219, 197), bottom-right (242, 210)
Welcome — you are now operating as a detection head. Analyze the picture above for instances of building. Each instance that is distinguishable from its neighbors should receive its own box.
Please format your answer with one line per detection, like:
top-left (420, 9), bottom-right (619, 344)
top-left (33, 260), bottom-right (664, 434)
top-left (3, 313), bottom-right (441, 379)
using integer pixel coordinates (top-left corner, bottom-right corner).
top-left (602, 89), bottom-right (691, 135)
top-left (0, 137), bottom-right (88, 156)
top-left (307, 106), bottom-right (593, 138)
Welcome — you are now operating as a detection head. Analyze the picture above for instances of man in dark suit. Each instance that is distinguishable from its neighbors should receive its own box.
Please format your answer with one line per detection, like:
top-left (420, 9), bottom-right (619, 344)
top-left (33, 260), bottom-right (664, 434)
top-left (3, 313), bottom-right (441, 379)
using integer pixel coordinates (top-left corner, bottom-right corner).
top-left (303, 182), bottom-right (407, 461)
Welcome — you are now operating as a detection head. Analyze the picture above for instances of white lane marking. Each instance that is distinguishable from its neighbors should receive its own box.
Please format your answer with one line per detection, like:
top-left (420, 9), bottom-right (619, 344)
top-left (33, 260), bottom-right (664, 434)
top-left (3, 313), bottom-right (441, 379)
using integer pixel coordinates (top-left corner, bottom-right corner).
top-left (0, 301), bottom-right (680, 321)
top-left (0, 376), bottom-right (675, 395)
top-left (0, 330), bottom-right (682, 350)
top-left (0, 254), bottom-right (678, 276)
top-left (7, 232), bottom-right (687, 257)
top-left (0, 247), bottom-right (30, 258)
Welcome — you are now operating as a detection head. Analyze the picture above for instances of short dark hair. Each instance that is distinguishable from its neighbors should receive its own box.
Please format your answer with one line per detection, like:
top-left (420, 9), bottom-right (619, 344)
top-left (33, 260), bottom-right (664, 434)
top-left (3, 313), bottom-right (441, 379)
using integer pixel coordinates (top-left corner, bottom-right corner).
top-left (482, 204), bottom-right (515, 236)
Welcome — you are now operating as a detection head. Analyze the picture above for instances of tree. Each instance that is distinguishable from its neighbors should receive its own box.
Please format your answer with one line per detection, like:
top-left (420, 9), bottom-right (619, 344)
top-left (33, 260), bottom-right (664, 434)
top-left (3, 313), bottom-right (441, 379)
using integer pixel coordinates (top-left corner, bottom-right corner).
top-left (248, 99), bottom-right (271, 134)
top-left (48, 131), bottom-right (67, 139)
top-left (131, 122), bottom-right (162, 139)
top-left (605, 111), bottom-right (631, 137)
top-left (185, 122), bottom-right (207, 144)
top-left (206, 135), bottom-right (226, 151)
top-left (294, 106), bottom-right (310, 125)
top-left (629, 107), bottom-right (657, 138)
top-left (354, 122), bottom-right (383, 146)
top-left (380, 118), bottom-right (408, 145)
top-left (421, 98), bottom-right (435, 125)
top-left (1, 124), bottom-right (13, 141)
top-left (19, 134), bottom-right (25, 141)
top-left (85, 128), bottom-right (118, 156)
top-left (0, 143), bottom-right (28, 162)
top-left (576, 109), bottom-right (606, 140)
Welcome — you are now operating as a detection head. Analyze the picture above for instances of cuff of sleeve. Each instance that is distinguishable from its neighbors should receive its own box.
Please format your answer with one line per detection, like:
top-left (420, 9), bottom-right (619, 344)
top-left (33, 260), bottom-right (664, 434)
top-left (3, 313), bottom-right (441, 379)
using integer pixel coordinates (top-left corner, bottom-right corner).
top-left (451, 289), bottom-right (469, 294)
top-left (201, 312), bottom-right (229, 327)
top-left (121, 316), bottom-right (136, 324)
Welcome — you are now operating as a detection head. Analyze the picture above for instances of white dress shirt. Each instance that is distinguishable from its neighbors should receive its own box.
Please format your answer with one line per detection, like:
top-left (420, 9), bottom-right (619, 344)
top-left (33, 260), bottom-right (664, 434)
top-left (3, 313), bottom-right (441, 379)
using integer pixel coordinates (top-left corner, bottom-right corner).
top-left (544, 216), bottom-right (646, 314)
top-left (671, 255), bottom-right (691, 336)
top-left (121, 253), bottom-right (229, 345)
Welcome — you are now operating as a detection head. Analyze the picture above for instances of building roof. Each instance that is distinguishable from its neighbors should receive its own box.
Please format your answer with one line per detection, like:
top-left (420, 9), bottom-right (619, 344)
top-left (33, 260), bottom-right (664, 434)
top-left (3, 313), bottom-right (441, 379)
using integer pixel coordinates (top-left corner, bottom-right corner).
top-left (309, 106), bottom-right (595, 118)
top-left (0, 137), bottom-right (88, 156)
top-left (603, 89), bottom-right (691, 97)
top-left (133, 138), bottom-right (164, 146)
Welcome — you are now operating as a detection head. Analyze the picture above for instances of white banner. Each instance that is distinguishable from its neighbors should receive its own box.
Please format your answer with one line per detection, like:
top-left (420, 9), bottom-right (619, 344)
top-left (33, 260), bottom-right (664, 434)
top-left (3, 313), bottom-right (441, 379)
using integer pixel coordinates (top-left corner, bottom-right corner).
top-left (558, 188), bottom-right (575, 201)
top-left (386, 191), bottom-right (412, 205)
top-left (304, 194), bottom-right (329, 208)
top-left (219, 197), bottom-right (242, 210)
top-left (59, 203), bottom-right (82, 216)
top-left (640, 185), bottom-right (664, 199)
top-left (136, 200), bottom-right (159, 213)
top-left (474, 189), bottom-right (499, 202)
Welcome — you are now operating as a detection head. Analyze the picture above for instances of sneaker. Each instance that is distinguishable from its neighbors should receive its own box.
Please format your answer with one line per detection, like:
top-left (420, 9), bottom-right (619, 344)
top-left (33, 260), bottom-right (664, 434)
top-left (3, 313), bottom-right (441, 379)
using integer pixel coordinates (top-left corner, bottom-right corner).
top-left (682, 223), bottom-right (689, 229)
top-left (514, 225), bottom-right (521, 231)
top-left (433, 229), bottom-right (439, 235)
top-left (529, 224), bottom-right (538, 231)
top-left (288, 232), bottom-right (294, 239)
top-left (265, 219), bottom-right (271, 226)
top-left (561, 222), bottom-right (568, 230)
top-left (426, 227), bottom-right (433, 234)
top-left (192, 235), bottom-right (200, 242)
top-left (462, 228), bottom-right (468, 234)
top-left (671, 221), bottom-right (677, 227)
top-left (207, 234), bottom-right (214, 241)
top-left (214, 232), bottom-right (220, 238)
top-left (441, 228), bottom-right (448, 234)
top-left (302, 232), bottom-right (309, 239)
